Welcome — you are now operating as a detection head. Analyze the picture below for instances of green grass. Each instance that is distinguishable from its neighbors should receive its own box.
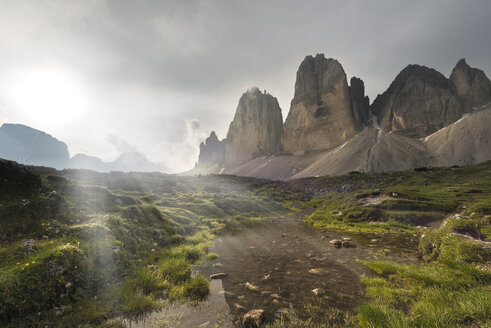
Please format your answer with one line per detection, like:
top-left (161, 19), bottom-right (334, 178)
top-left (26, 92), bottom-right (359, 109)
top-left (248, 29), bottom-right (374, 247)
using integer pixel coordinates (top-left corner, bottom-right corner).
top-left (0, 168), bottom-right (289, 327)
top-left (358, 213), bottom-right (491, 328)
top-left (2, 160), bottom-right (490, 327)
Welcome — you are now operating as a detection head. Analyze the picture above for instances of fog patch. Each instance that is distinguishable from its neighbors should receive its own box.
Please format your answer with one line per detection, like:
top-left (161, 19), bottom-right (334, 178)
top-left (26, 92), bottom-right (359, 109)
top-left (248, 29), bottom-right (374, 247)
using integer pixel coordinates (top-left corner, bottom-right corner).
top-left (162, 119), bottom-right (208, 173)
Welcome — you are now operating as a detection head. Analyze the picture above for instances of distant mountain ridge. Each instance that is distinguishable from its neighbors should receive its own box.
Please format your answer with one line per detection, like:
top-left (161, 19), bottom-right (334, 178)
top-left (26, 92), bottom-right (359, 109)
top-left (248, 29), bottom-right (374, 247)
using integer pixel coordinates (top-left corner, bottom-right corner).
top-left (0, 123), bottom-right (163, 172)
top-left (192, 55), bottom-right (491, 179)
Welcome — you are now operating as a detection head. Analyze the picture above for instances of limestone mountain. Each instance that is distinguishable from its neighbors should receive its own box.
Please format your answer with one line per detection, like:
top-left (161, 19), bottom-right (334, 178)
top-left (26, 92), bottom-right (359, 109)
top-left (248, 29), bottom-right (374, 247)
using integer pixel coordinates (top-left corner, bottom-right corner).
top-left (0, 123), bottom-right (164, 172)
top-left (449, 58), bottom-right (491, 109)
top-left (371, 59), bottom-right (491, 138)
top-left (283, 54), bottom-right (366, 154)
top-left (371, 65), bottom-right (463, 138)
top-left (192, 54), bottom-right (491, 180)
top-left (197, 131), bottom-right (225, 168)
top-left (224, 87), bottom-right (283, 165)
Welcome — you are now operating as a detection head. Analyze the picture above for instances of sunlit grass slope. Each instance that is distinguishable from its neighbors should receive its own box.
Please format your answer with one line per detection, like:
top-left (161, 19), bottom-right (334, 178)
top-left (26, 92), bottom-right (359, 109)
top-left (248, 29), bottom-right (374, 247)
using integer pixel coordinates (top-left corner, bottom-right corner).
top-left (0, 163), bottom-right (287, 327)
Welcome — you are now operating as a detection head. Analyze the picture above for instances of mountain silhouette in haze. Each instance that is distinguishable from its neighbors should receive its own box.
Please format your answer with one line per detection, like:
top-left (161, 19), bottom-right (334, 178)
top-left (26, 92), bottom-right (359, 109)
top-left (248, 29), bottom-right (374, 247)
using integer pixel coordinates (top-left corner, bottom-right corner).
top-left (0, 123), bottom-right (163, 172)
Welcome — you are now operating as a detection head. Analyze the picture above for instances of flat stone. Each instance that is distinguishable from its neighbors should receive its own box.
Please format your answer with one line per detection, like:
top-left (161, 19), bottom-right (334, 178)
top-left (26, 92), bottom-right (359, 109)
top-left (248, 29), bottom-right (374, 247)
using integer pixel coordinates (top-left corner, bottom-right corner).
top-left (309, 268), bottom-right (328, 275)
top-left (210, 273), bottom-right (227, 280)
top-left (234, 303), bottom-right (246, 312)
top-left (245, 282), bottom-right (260, 291)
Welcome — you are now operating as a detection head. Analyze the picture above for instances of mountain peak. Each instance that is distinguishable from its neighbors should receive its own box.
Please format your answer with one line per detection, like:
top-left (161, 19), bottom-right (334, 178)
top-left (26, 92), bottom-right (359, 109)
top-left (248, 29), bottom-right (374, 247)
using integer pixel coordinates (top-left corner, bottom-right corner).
top-left (283, 54), bottom-right (362, 154)
top-left (450, 58), bottom-right (491, 109)
top-left (225, 89), bottom-right (283, 165)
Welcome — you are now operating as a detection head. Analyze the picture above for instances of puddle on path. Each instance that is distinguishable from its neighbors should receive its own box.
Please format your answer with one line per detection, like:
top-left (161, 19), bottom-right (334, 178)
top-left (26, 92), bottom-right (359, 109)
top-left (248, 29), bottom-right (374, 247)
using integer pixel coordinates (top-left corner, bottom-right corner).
top-left (128, 216), bottom-right (418, 327)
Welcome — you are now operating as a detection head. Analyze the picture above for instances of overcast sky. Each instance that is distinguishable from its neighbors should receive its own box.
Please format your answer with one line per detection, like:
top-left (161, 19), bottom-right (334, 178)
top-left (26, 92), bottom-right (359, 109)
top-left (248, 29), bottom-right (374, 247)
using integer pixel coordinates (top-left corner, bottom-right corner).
top-left (0, 0), bottom-right (490, 172)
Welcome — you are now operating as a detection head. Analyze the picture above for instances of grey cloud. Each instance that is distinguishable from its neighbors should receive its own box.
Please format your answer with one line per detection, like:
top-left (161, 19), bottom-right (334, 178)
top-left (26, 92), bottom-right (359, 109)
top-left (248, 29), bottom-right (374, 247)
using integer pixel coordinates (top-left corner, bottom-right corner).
top-left (0, 0), bottom-right (490, 172)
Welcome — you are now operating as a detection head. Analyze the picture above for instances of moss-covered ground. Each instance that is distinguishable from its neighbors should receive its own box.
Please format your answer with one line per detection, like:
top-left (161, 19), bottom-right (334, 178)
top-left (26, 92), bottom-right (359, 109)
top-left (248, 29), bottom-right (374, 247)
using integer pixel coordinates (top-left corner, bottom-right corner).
top-left (1, 161), bottom-right (490, 327)
top-left (260, 162), bottom-right (491, 328)
top-left (0, 167), bottom-right (287, 327)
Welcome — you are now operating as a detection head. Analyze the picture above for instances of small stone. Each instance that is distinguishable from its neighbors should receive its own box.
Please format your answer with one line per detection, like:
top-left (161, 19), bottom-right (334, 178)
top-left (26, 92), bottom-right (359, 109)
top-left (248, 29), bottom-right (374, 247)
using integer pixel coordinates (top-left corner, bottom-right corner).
top-left (308, 268), bottom-right (327, 275)
top-left (245, 282), bottom-right (260, 291)
top-left (342, 237), bottom-right (352, 241)
top-left (392, 192), bottom-right (399, 197)
top-left (210, 273), bottom-right (227, 280)
top-left (312, 287), bottom-right (326, 296)
top-left (281, 232), bottom-right (286, 238)
top-left (238, 295), bottom-right (246, 300)
top-left (270, 293), bottom-right (281, 299)
top-left (151, 248), bottom-right (156, 252)
top-left (329, 239), bottom-right (342, 248)
top-left (234, 303), bottom-right (246, 312)
top-left (260, 291), bottom-right (271, 297)
top-left (342, 240), bottom-right (357, 248)
top-left (370, 239), bottom-right (378, 242)
top-left (212, 263), bottom-right (223, 267)
top-left (261, 274), bottom-right (271, 282)
top-left (243, 309), bottom-right (265, 327)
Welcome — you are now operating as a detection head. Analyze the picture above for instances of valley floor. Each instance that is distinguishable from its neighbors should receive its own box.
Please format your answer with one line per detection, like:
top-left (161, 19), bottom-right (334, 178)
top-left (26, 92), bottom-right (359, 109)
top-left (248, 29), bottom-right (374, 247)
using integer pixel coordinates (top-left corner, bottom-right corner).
top-left (0, 159), bottom-right (490, 327)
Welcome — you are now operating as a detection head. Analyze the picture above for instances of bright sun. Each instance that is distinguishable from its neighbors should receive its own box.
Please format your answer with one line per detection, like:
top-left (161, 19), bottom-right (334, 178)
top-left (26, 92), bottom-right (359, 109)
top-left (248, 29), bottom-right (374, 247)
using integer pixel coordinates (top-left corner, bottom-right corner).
top-left (12, 69), bottom-right (86, 127)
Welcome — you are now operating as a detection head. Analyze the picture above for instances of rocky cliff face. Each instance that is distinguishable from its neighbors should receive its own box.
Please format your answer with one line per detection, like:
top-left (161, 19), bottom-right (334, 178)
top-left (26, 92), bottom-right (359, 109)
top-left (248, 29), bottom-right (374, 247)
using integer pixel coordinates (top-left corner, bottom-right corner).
top-left (225, 87), bottom-right (283, 165)
top-left (371, 59), bottom-right (491, 138)
top-left (283, 54), bottom-right (364, 154)
top-left (197, 131), bottom-right (225, 168)
top-left (192, 55), bottom-right (491, 179)
top-left (371, 65), bottom-right (463, 138)
top-left (349, 76), bottom-right (370, 125)
top-left (450, 58), bottom-right (491, 109)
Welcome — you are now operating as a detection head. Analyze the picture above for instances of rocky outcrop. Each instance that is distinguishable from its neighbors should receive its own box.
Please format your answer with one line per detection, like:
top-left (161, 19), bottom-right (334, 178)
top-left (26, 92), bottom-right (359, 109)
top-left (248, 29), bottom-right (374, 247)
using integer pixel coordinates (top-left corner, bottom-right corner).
top-left (283, 54), bottom-right (364, 154)
top-left (192, 55), bottom-right (491, 180)
top-left (198, 131), bottom-right (225, 168)
top-left (371, 65), bottom-right (463, 138)
top-left (225, 87), bottom-right (283, 165)
top-left (0, 124), bottom-right (70, 169)
top-left (350, 77), bottom-right (370, 125)
top-left (449, 58), bottom-right (491, 109)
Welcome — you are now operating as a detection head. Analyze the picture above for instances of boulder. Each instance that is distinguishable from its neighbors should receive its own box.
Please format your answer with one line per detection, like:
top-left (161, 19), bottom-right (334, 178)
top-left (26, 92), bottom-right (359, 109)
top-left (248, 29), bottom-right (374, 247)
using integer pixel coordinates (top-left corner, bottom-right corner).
top-left (21, 239), bottom-right (37, 256)
top-left (243, 309), bottom-right (265, 327)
